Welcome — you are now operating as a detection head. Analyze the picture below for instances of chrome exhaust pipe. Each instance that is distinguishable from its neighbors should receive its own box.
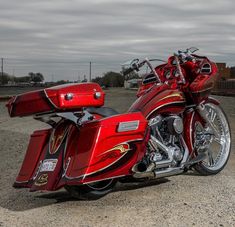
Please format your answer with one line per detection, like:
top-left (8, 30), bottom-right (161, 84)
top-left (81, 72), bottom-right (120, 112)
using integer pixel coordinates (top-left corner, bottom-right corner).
top-left (154, 168), bottom-right (183, 179)
top-left (132, 135), bottom-right (187, 179)
top-left (132, 162), bottom-right (155, 178)
top-left (133, 171), bottom-right (155, 179)
top-left (149, 135), bottom-right (169, 153)
top-left (149, 135), bottom-right (173, 168)
top-left (133, 167), bottom-right (183, 179)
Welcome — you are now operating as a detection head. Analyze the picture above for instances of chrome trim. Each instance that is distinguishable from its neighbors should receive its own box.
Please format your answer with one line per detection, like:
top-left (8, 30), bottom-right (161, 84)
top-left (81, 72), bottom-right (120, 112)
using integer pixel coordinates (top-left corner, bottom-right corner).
top-left (189, 111), bottom-right (195, 152)
top-left (201, 63), bottom-right (212, 74)
top-left (62, 157), bottom-right (71, 177)
top-left (121, 138), bottom-right (143, 143)
top-left (94, 92), bottom-right (102, 99)
top-left (63, 173), bottom-right (84, 180)
top-left (95, 127), bottom-right (101, 144)
top-left (43, 89), bottom-right (59, 109)
top-left (32, 160), bottom-right (43, 180)
top-left (117, 120), bottom-right (139, 132)
top-left (174, 54), bottom-right (186, 84)
top-left (65, 93), bottom-right (74, 100)
top-left (179, 135), bottom-right (190, 165)
top-left (14, 180), bottom-right (29, 184)
top-left (9, 95), bottom-right (18, 116)
top-left (144, 57), bottom-right (162, 84)
top-left (83, 175), bottom-right (125, 185)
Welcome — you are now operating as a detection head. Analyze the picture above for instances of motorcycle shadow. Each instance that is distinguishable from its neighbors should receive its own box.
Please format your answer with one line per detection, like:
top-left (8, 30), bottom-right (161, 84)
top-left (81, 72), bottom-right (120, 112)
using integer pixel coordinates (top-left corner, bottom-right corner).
top-left (113, 178), bottom-right (170, 192)
top-left (2, 178), bottom-right (169, 211)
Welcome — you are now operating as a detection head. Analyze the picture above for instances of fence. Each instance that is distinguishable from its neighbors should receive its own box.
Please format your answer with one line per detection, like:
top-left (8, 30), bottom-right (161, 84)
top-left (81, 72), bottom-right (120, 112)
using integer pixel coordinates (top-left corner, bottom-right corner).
top-left (213, 80), bottom-right (235, 96)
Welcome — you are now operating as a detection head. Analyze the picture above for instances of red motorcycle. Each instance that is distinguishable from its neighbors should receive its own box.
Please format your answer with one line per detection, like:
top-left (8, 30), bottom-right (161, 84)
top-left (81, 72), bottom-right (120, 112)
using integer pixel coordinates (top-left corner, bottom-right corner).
top-left (6, 47), bottom-right (231, 200)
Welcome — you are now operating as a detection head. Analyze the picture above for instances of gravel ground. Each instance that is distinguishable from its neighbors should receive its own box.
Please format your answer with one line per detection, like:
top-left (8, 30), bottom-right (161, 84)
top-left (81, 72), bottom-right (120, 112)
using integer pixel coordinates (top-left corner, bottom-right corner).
top-left (0, 88), bottom-right (234, 227)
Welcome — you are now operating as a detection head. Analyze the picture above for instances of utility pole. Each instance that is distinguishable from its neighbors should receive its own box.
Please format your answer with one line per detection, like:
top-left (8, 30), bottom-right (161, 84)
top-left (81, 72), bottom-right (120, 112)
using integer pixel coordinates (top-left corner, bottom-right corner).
top-left (78, 74), bottom-right (81, 83)
top-left (89, 61), bottom-right (91, 82)
top-left (1, 58), bottom-right (3, 85)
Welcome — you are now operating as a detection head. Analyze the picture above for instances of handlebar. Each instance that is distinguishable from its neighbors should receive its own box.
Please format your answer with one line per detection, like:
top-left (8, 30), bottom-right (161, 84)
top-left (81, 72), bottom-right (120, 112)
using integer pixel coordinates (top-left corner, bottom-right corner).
top-left (175, 47), bottom-right (199, 63)
top-left (123, 58), bottom-right (162, 84)
top-left (173, 47), bottom-right (199, 84)
top-left (123, 67), bottom-right (135, 76)
top-left (123, 47), bottom-right (199, 85)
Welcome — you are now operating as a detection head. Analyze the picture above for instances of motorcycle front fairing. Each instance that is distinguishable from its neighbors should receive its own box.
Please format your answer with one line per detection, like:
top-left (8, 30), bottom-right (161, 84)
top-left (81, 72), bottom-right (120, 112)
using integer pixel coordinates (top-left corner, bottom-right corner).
top-left (13, 112), bottom-right (148, 191)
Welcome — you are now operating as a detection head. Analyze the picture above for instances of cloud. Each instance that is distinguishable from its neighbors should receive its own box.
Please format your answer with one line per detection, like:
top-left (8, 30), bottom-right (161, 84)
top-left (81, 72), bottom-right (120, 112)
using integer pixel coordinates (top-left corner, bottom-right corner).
top-left (0, 0), bottom-right (235, 80)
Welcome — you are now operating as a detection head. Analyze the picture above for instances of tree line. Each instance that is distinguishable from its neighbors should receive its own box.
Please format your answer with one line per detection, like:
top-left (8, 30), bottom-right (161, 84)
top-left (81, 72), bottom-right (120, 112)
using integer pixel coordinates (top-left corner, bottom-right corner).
top-left (0, 72), bottom-right (44, 84)
top-left (1, 70), bottom-right (139, 87)
top-left (92, 71), bottom-right (139, 87)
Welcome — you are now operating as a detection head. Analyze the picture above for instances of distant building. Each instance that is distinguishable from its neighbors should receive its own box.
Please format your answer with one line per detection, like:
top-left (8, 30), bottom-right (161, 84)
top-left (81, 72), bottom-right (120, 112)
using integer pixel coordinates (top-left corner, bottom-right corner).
top-left (230, 66), bottom-right (235, 78)
top-left (124, 79), bottom-right (142, 89)
top-left (216, 63), bottom-right (231, 80)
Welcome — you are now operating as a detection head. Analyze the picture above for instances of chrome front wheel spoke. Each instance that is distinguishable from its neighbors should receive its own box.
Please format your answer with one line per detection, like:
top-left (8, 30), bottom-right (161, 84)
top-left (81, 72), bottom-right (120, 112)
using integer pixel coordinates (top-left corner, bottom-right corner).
top-left (214, 136), bottom-right (225, 146)
top-left (207, 149), bottom-right (214, 166)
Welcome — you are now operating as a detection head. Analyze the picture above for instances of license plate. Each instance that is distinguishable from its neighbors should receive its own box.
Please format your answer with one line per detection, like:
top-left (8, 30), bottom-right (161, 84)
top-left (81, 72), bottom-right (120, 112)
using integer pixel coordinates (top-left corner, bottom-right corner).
top-left (40, 159), bottom-right (58, 172)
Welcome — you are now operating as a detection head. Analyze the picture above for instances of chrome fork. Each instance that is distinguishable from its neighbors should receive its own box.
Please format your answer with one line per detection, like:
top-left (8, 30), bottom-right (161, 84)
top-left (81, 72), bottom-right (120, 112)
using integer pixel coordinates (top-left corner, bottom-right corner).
top-left (196, 103), bottom-right (220, 138)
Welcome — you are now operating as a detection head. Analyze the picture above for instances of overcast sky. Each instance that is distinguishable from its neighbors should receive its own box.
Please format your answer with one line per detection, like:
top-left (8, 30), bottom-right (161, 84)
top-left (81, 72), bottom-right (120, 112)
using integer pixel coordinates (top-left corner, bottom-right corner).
top-left (0, 0), bottom-right (235, 81)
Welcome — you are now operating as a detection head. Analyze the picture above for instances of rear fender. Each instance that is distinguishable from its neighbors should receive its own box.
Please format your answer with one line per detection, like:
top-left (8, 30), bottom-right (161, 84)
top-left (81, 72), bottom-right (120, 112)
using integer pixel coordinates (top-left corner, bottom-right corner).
top-left (13, 129), bottom-right (51, 188)
top-left (13, 120), bottom-right (71, 191)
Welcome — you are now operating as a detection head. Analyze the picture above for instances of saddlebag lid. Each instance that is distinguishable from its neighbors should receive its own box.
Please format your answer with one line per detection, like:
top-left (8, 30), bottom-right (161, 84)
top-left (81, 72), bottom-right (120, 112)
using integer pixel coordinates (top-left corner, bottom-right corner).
top-left (6, 83), bottom-right (105, 117)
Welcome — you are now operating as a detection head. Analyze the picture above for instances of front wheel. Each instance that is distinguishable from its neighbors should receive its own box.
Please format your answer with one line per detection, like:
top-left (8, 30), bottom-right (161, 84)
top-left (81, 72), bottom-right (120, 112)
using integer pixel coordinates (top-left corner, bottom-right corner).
top-left (193, 103), bottom-right (231, 175)
top-left (64, 179), bottom-right (117, 200)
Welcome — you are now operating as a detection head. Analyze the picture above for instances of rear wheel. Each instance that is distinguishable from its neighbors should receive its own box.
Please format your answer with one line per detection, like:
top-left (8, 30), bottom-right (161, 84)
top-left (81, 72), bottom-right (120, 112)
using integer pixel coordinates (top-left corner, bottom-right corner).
top-left (193, 103), bottom-right (231, 175)
top-left (65, 179), bottom-right (116, 200)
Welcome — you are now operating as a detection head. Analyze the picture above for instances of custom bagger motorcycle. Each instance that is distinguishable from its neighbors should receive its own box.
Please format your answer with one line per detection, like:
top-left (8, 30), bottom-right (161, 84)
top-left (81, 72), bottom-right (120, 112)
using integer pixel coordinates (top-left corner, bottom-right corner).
top-left (6, 48), bottom-right (231, 200)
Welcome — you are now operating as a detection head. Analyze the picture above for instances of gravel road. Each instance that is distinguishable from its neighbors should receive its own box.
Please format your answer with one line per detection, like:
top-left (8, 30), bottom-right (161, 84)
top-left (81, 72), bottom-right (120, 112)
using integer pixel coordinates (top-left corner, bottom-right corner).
top-left (0, 88), bottom-right (234, 227)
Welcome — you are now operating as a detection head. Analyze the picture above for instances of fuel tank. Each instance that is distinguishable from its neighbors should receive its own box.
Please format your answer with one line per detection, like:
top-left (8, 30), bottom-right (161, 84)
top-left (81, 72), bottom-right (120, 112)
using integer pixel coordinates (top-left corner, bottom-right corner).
top-left (128, 83), bottom-right (186, 119)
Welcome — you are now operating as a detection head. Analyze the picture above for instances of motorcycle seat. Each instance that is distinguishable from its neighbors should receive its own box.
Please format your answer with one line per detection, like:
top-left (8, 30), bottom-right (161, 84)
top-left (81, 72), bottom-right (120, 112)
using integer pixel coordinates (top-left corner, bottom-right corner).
top-left (87, 107), bottom-right (119, 117)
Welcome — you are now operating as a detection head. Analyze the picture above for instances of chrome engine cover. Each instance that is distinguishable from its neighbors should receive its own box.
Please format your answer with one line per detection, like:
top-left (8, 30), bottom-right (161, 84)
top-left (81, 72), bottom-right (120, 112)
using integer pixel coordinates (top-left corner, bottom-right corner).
top-left (132, 114), bottom-right (188, 179)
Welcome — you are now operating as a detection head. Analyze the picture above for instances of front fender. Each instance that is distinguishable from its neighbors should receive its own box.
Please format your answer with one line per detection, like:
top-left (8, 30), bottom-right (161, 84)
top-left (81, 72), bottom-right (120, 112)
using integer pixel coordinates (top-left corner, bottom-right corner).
top-left (207, 96), bottom-right (220, 105)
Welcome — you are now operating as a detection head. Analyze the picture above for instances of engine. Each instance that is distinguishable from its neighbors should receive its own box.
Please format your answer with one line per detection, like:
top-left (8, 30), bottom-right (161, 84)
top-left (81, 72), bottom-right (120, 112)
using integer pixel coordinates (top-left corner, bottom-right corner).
top-left (150, 114), bottom-right (185, 165)
top-left (133, 115), bottom-right (185, 174)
